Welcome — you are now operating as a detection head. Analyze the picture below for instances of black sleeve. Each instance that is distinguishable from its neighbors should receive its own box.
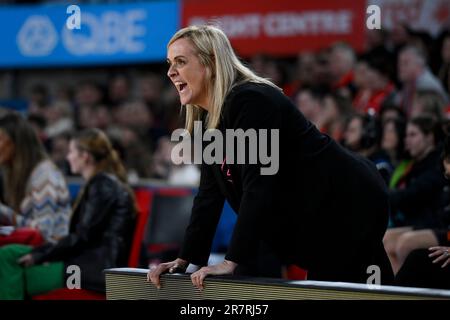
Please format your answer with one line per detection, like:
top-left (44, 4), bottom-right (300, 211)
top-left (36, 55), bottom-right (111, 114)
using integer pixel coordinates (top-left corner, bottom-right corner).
top-left (389, 168), bottom-right (445, 217)
top-left (31, 175), bottom-right (118, 264)
top-left (178, 162), bottom-right (225, 266)
top-left (223, 90), bottom-right (281, 265)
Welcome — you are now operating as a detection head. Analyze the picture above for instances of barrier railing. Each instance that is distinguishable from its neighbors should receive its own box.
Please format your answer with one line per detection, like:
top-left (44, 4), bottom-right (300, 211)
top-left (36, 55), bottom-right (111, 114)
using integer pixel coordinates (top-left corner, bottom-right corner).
top-left (105, 268), bottom-right (450, 300)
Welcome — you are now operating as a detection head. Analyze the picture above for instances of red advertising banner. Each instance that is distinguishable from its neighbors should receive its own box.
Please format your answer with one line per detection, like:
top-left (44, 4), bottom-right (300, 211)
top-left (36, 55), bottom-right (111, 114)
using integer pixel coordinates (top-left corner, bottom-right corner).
top-left (369, 0), bottom-right (450, 36)
top-left (181, 0), bottom-right (367, 57)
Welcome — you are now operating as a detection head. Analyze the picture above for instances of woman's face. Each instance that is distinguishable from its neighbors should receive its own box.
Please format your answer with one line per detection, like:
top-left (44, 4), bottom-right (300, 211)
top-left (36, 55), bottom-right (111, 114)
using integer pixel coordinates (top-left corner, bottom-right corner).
top-left (322, 96), bottom-right (338, 122)
top-left (381, 122), bottom-right (398, 152)
top-left (0, 129), bottom-right (14, 165)
top-left (167, 38), bottom-right (210, 109)
top-left (405, 123), bottom-right (432, 159)
top-left (344, 117), bottom-right (363, 150)
top-left (66, 140), bottom-right (88, 174)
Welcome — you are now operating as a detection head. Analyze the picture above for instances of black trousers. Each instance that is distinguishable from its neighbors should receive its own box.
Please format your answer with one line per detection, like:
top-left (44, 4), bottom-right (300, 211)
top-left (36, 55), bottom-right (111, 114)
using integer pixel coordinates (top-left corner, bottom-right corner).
top-left (307, 244), bottom-right (394, 285)
top-left (395, 248), bottom-right (450, 290)
top-left (234, 241), bottom-right (283, 278)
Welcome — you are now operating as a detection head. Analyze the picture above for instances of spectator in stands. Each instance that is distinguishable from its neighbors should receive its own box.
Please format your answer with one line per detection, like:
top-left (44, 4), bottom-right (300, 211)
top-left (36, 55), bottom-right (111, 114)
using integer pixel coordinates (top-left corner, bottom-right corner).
top-left (410, 90), bottom-right (446, 121)
top-left (384, 115), bottom-right (446, 273)
top-left (74, 81), bottom-right (109, 130)
top-left (44, 100), bottom-right (74, 139)
top-left (0, 128), bottom-right (136, 299)
top-left (107, 74), bottom-right (132, 109)
top-left (381, 118), bottom-right (407, 168)
top-left (139, 73), bottom-right (166, 129)
top-left (396, 46), bottom-right (449, 117)
top-left (27, 84), bottom-right (50, 118)
top-left (343, 113), bottom-right (393, 185)
top-left (328, 42), bottom-right (356, 98)
top-left (394, 134), bottom-right (450, 290)
top-left (49, 132), bottom-right (72, 176)
top-left (294, 87), bottom-right (324, 128)
top-left (353, 52), bottom-right (396, 115)
top-left (108, 126), bottom-right (153, 181)
top-left (0, 112), bottom-right (71, 245)
top-left (284, 52), bottom-right (318, 98)
top-left (379, 102), bottom-right (406, 125)
top-left (394, 246), bottom-right (450, 289)
top-left (317, 91), bottom-right (352, 143)
top-left (148, 25), bottom-right (394, 290)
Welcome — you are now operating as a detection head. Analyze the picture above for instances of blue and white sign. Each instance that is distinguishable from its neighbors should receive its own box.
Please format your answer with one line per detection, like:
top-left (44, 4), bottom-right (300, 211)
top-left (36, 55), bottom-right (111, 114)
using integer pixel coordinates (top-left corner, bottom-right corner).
top-left (0, 1), bottom-right (179, 68)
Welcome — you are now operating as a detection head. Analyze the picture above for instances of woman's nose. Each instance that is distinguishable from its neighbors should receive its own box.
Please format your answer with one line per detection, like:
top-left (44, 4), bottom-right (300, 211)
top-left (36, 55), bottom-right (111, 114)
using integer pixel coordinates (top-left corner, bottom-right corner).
top-left (167, 65), bottom-right (177, 78)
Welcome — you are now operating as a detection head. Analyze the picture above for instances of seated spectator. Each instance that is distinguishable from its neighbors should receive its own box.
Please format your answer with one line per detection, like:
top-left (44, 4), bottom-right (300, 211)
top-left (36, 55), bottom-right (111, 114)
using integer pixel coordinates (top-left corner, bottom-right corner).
top-left (294, 86), bottom-right (324, 128)
top-left (0, 128), bottom-right (136, 299)
top-left (44, 101), bottom-right (74, 139)
top-left (390, 134), bottom-right (450, 287)
top-left (318, 92), bottom-right (352, 143)
top-left (410, 90), bottom-right (446, 121)
top-left (329, 42), bottom-right (357, 98)
top-left (381, 118), bottom-right (407, 168)
top-left (384, 116), bottom-right (447, 273)
top-left (343, 113), bottom-right (393, 184)
top-left (49, 132), bottom-right (72, 176)
top-left (0, 112), bottom-right (71, 245)
top-left (396, 46), bottom-right (449, 117)
top-left (394, 247), bottom-right (450, 289)
top-left (353, 52), bottom-right (396, 115)
top-left (379, 102), bottom-right (406, 125)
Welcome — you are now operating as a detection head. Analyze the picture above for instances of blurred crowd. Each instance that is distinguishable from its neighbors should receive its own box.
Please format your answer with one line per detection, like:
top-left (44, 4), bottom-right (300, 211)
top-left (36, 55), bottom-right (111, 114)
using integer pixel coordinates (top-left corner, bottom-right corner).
top-left (5, 25), bottom-right (449, 185)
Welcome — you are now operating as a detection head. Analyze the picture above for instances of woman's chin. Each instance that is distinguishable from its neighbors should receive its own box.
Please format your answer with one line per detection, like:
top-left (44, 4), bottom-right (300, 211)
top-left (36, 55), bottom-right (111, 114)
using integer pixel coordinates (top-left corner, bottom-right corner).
top-left (180, 98), bottom-right (190, 105)
top-left (179, 93), bottom-right (192, 106)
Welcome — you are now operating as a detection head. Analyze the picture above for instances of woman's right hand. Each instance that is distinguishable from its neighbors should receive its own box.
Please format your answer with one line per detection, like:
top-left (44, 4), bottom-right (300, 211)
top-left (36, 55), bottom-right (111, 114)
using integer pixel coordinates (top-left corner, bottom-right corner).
top-left (147, 258), bottom-right (188, 289)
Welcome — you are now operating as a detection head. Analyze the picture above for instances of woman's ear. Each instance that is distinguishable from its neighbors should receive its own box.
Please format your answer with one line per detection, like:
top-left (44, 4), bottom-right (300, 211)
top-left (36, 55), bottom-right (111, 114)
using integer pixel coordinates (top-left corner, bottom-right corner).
top-left (206, 66), bottom-right (215, 80)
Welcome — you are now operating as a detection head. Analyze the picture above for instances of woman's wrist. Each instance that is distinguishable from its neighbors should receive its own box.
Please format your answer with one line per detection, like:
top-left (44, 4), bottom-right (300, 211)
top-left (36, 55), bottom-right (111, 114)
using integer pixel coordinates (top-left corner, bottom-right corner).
top-left (224, 259), bottom-right (238, 268)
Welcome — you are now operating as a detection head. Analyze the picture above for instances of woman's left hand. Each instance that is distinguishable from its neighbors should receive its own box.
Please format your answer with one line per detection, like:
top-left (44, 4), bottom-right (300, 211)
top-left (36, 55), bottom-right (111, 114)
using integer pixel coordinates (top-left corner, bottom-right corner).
top-left (428, 246), bottom-right (450, 268)
top-left (190, 260), bottom-right (237, 291)
top-left (17, 253), bottom-right (34, 267)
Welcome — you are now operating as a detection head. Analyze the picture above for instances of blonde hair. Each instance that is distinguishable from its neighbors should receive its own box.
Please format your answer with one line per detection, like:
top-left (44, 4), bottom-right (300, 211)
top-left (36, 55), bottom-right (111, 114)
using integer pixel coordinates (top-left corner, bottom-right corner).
top-left (168, 25), bottom-right (280, 133)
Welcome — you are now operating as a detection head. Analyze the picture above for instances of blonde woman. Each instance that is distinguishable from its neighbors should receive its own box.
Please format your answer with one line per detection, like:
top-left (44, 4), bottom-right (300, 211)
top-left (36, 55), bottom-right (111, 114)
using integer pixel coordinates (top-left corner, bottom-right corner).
top-left (149, 25), bottom-right (393, 289)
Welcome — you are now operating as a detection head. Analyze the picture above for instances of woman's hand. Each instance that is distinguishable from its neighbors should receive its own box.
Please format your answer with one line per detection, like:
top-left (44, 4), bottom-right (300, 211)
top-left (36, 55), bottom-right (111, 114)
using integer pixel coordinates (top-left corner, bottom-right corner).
top-left (429, 246), bottom-right (450, 268)
top-left (17, 253), bottom-right (34, 267)
top-left (190, 260), bottom-right (237, 291)
top-left (147, 258), bottom-right (188, 289)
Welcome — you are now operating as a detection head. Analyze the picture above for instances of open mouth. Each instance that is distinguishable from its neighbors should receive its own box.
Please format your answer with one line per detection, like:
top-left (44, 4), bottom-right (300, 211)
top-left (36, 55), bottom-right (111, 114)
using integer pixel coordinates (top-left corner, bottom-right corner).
top-left (176, 82), bottom-right (187, 93)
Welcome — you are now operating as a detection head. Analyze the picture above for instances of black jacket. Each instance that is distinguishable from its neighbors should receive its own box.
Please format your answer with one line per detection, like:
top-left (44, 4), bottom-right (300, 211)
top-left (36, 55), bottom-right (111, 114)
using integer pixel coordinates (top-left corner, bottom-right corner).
top-left (32, 172), bottom-right (135, 292)
top-left (179, 82), bottom-right (393, 283)
top-left (389, 149), bottom-right (446, 228)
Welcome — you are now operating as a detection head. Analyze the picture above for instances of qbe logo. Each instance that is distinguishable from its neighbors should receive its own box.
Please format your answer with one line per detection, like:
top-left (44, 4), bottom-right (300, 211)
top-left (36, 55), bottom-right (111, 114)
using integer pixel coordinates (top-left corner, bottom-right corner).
top-left (17, 15), bottom-right (58, 56)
